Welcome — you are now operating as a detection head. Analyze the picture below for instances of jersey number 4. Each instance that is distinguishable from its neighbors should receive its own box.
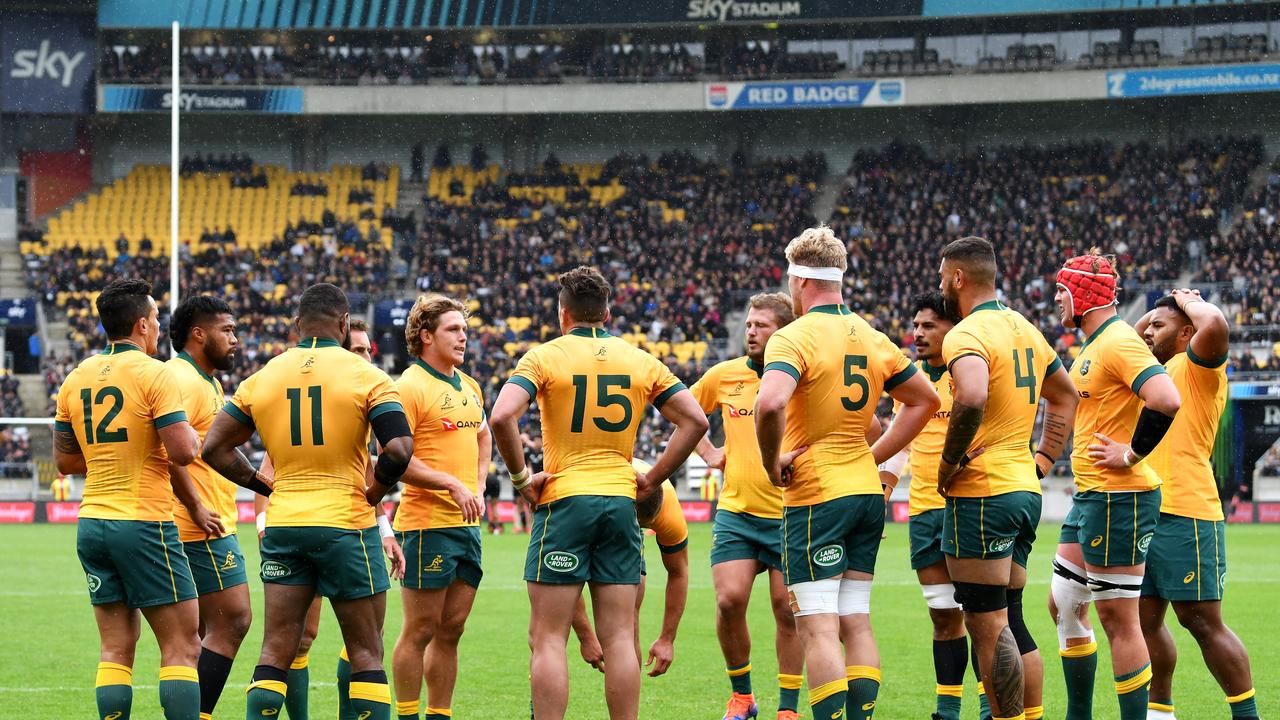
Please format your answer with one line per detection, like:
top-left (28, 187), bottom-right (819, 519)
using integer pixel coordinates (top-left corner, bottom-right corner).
top-left (286, 386), bottom-right (325, 446)
top-left (78, 386), bottom-right (128, 444)
top-left (1012, 348), bottom-right (1037, 404)
top-left (570, 374), bottom-right (633, 433)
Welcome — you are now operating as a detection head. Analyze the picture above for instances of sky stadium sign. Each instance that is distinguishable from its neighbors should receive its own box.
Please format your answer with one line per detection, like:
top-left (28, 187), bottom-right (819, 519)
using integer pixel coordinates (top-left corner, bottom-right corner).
top-left (100, 86), bottom-right (304, 113)
top-left (706, 79), bottom-right (904, 110)
top-left (686, 1), bottom-right (802, 21)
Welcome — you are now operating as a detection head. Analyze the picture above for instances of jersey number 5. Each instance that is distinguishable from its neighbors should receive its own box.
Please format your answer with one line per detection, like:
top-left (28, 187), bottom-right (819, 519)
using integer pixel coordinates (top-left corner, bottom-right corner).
top-left (78, 386), bottom-right (128, 444)
top-left (570, 374), bottom-right (633, 433)
top-left (286, 386), bottom-right (325, 446)
top-left (843, 354), bottom-right (869, 411)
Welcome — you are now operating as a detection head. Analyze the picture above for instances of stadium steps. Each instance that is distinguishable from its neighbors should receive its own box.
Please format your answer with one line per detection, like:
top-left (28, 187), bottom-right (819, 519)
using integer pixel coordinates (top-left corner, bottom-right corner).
top-left (14, 376), bottom-right (47, 420)
top-left (0, 235), bottom-right (25, 300)
top-left (811, 173), bottom-right (845, 226)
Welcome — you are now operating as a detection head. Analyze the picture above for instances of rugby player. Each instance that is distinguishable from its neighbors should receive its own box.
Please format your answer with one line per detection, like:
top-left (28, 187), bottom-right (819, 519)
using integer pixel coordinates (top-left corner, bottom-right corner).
top-left (686, 292), bottom-right (804, 720)
top-left (55, 279), bottom-right (214, 720)
top-left (1048, 253), bottom-right (1180, 720)
top-left (489, 266), bottom-right (708, 720)
top-left (203, 283), bottom-right (414, 720)
top-left (391, 294), bottom-right (489, 720)
top-left (936, 237), bottom-right (1078, 720)
top-left (756, 226), bottom-right (940, 720)
top-left (1136, 291), bottom-right (1259, 720)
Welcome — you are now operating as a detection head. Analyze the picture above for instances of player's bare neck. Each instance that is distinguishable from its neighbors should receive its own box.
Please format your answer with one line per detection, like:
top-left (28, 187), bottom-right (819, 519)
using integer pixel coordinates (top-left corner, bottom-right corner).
top-left (419, 351), bottom-right (456, 379)
top-left (1078, 307), bottom-right (1118, 338)
top-left (181, 343), bottom-right (216, 375)
top-left (960, 290), bottom-right (998, 317)
top-left (801, 291), bottom-right (843, 314)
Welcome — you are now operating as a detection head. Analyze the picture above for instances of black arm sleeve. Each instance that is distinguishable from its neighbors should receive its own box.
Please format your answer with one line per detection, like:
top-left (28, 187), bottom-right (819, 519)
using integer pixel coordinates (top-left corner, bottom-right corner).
top-left (371, 410), bottom-right (411, 448)
top-left (371, 411), bottom-right (412, 486)
top-left (1131, 407), bottom-right (1176, 457)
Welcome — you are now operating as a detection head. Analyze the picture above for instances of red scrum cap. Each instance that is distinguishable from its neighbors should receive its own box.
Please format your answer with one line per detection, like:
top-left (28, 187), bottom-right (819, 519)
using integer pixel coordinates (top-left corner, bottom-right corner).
top-left (1056, 253), bottom-right (1119, 326)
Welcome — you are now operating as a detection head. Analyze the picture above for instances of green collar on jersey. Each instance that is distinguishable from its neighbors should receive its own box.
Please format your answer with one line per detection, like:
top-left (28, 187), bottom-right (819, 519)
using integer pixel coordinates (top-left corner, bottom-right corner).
top-left (100, 342), bottom-right (141, 355)
top-left (297, 337), bottom-right (341, 349)
top-left (745, 357), bottom-right (764, 378)
top-left (1083, 314), bottom-right (1123, 349)
top-left (971, 299), bottom-right (1006, 313)
top-left (809, 304), bottom-right (851, 316)
top-left (921, 360), bottom-right (947, 383)
top-left (415, 358), bottom-right (463, 391)
top-left (176, 351), bottom-right (217, 385)
top-left (568, 327), bottom-right (611, 339)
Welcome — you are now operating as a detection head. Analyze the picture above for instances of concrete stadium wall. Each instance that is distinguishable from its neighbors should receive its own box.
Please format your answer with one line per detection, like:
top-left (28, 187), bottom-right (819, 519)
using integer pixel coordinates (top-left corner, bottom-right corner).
top-left (86, 92), bottom-right (1280, 184)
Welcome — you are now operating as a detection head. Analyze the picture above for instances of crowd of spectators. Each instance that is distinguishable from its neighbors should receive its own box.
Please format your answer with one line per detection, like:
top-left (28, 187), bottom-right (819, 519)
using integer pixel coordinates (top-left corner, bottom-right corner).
top-left (826, 137), bottom-right (1263, 363)
top-left (0, 426), bottom-right (32, 475)
top-left (100, 39), bottom-right (847, 85)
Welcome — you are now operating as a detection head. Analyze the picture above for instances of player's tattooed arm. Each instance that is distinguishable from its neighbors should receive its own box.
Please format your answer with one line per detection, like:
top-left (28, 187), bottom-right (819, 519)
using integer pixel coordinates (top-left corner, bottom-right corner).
top-left (937, 400), bottom-right (984, 495)
top-left (1034, 364), bottom-right (1078, 477)
top-left (990, 626), bottom-right (1025, 717)
top-left (53, 430), bottom-right (86, 475)
top-left (202, 411), bottom-right (272, 496)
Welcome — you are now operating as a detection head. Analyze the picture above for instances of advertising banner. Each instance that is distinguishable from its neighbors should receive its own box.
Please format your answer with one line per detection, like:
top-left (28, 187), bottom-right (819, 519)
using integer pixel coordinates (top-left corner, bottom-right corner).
top-left (1107, 65), bottom-right (1280, 99)
top-left (100, 86), bottom-right (304, 113)
top-left (0, 502), bottom-right (35, 523)
top-left (1, 13), bottom-right (95, 113)
top-left (706, 79), bottom-right (904, 110)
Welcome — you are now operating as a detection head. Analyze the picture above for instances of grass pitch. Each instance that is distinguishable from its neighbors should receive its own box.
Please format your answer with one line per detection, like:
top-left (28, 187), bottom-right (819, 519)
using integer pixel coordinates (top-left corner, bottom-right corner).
top-left (1, 521), bottom-right (1275, 718)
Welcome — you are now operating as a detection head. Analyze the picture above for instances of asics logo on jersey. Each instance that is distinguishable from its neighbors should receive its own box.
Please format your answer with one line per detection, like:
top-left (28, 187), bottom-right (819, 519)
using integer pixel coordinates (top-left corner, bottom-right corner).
top-left (1089, 535), bottom-right (1103, 548)
top-left (221, 551), bottom-right (239, 570)
top-left (86, 573), bottom-right (102, 592)
top-left (988, 537), bottom-right (1015, 554)
top-left (813, 544), bottom-right (843, 567)
top-left (862, 701), bottom-right (876, 710)
top-left (1183, 571), bottom-right (1196, 584)
top-left (543, 551), bottom-right (579, 572)
top-left (1137, 532), bottom-right (1153, 553)
top-left (261, 710), bottom-right (278, 716)
top-left (104, 712), bottom-right (122, 719)
top-left (261, 561), bottom-right (290, 579)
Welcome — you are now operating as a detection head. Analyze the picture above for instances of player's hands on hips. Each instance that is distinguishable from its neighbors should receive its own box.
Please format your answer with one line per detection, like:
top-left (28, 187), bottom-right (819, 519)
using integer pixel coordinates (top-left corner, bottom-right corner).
top-left (768, 445), bottom-right (809, 487)
top-left (635, 468), bottom-right (658, 501)
top-left (703, 446), bottom-right (726, 471)
top-left (383, 535), bottom-right (406, 580)
top-left (520, 471), bottom-right (549, 506)
top-left (191, 503), bottom-right (225, 538)
top-left (448, 478), bottom-right (484, 524)
top-left (646, 637), bottom-right (674, 676)
top-left (937, 447), bottom-right (984, 497)
top-left (1088, 433), bottom-right (1133, 469)
top-left (579, 632), bottom-right (604, 673)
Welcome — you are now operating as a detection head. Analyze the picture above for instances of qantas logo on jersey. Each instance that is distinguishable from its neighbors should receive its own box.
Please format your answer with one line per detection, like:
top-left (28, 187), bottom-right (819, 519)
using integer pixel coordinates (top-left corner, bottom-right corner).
top-left (440, 418), bottom-right (482, 431)
top-left (726, 404), bottom-right (754, 418)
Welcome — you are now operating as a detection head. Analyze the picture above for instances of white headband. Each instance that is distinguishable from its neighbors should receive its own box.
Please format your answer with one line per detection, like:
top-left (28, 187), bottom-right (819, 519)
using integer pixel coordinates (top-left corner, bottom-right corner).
top-left (787, 263), bottom-right (844, 282)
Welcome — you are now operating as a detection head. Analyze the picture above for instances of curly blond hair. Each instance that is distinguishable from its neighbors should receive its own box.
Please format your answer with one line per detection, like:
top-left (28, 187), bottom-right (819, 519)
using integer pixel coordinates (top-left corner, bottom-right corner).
top-left (784, 225), bottom-right (847, 272)
top-left (748, 292), bottom-right (796, 327)
top-left (405, 294), bottom-right (466, 357)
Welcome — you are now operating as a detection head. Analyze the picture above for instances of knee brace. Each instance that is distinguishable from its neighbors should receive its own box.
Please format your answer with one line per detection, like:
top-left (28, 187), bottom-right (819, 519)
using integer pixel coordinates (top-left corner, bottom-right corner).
top-left (952, 581), bottom-right (1007, 613)
top-left (788, 577), bottom-right (840, 617)
top-left (1086, 571), bottom-right (1143, 601)
top-left (921, 583), bottom-right (962, 611)
top-left (1051, 555), bottom-right (1094, 646)
top-left (838, 579), bottom-right (872, 616)
top-left (1005, 588), bottom-right (1037, 654)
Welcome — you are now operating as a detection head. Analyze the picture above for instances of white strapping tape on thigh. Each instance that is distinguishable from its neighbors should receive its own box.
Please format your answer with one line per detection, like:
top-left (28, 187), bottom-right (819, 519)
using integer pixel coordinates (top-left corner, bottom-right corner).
top-left (788, 577), bottom-right (841, 617)
top-left (1086, 571), bottom-right (1144, 601)
top-left (838, 579), bottom-right (873, 616)
top-left (921, 583), bottom-right (961, 610)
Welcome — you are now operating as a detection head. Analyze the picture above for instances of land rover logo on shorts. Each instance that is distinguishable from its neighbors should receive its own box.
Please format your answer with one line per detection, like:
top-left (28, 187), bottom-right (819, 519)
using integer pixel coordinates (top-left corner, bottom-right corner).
top-left (1137, 532), bottom-right (1153, 553)
top-left (544, 551), bottom-right (579, 572)
top-left (988, 537), bottom-right (1015, 554)
top-left (813, 544), bottom-right (843, 567)
top-left (261, 561), bottom-right (290, 579)
top-left (86, 573), bottom-right (101, 593)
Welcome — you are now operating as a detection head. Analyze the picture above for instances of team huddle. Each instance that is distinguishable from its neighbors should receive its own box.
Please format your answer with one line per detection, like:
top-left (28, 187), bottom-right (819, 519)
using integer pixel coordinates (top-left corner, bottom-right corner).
top-left (52, 228), bottom-right (1260, 720)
